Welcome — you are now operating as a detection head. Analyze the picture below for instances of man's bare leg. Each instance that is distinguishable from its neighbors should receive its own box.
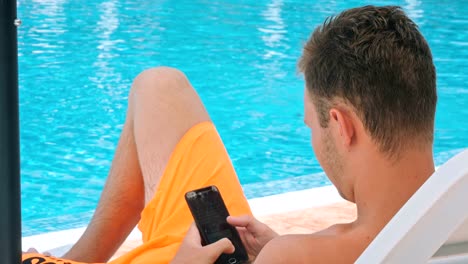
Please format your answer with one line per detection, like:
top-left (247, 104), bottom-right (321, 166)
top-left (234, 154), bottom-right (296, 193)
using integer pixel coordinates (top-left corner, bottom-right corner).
top-left (63, 67), bottom-right (210, 262)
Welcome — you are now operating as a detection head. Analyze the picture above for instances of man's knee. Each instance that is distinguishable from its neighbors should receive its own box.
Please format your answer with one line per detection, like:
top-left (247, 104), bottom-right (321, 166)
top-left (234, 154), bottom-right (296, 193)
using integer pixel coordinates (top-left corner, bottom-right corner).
top-left (130, 66), bottom-right (190, 100)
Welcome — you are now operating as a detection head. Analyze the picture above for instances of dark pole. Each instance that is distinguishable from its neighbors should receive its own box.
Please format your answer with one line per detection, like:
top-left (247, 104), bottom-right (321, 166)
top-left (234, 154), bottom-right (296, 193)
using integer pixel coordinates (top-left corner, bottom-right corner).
top-left (0, 0), bottom-right (22, 262)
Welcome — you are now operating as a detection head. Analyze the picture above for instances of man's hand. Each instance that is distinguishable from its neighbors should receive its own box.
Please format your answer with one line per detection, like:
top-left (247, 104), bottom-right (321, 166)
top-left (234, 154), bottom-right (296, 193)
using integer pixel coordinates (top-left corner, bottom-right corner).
top-left (227, 215), bottom-right (279, 258)
top-left (171, 223), bottom-right (235, 264)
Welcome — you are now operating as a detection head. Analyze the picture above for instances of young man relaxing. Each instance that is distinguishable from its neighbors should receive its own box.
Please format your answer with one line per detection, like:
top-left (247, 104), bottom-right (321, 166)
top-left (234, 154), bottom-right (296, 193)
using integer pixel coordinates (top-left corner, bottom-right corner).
top-left (23, 5), bottom-right (437, 264)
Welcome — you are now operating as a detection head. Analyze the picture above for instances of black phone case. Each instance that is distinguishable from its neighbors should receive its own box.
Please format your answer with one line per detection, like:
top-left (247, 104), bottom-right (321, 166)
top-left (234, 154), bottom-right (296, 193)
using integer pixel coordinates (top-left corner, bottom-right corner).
top-left (185, 185), bottom-right (249, 264)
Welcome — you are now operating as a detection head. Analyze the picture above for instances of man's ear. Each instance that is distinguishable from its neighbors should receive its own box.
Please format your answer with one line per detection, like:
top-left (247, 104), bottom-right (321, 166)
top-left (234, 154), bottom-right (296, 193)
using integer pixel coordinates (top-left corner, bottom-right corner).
top-left (329, 108), bottom-right (355, 148)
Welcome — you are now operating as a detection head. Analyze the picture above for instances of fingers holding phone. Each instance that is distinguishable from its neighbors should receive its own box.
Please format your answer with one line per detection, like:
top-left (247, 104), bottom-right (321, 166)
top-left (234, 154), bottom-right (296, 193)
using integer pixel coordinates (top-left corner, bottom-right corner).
top-left (227, 215), bottom-right (279, 258)
top-left (185, 186), bottom-right (249, 264)
top-left (171, 223), bottom-right (235, 264)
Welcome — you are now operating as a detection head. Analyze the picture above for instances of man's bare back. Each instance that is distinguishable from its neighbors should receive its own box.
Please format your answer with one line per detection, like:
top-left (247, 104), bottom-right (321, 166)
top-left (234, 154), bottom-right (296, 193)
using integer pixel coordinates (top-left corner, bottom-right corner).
top-left (251, 145), bottom-right (434, 263)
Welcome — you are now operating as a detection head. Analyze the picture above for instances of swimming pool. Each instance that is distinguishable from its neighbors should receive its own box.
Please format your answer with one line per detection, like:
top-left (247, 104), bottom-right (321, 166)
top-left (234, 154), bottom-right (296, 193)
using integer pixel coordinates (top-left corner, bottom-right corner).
top-left (18, 0), bottom-right (468, 236)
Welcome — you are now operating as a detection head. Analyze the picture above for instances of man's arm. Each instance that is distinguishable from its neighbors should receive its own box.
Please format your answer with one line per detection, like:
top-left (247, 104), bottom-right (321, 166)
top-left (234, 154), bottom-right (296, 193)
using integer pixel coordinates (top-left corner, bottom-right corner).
top-left (254, 232), bottom-right (367, 264)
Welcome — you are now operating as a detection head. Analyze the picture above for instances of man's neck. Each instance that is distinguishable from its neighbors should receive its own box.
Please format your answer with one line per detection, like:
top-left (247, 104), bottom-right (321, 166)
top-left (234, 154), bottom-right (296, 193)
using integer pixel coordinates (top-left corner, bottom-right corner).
top-left (352, 147), bottom-right (435, 228)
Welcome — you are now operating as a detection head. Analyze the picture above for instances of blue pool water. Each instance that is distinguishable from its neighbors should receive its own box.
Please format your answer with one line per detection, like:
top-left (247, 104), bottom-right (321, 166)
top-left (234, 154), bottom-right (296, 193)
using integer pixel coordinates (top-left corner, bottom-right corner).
top-left (18, 0), bottom-right (467, 236)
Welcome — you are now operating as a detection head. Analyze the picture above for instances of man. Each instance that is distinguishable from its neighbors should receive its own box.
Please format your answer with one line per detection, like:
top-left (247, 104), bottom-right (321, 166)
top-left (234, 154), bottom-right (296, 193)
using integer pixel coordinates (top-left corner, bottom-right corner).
top-left (22, 5), bottom-right (437, 264)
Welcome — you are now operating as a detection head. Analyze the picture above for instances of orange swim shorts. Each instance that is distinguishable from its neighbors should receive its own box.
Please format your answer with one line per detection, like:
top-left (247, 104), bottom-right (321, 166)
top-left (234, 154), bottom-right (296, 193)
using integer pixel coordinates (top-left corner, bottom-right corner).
top-left (22, 121), bottom-right (252, 264)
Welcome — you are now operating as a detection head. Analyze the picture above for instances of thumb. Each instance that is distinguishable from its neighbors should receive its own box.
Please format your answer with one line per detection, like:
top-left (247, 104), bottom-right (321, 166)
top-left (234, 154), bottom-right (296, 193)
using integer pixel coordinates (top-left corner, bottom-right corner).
top-left (227, 215), bottom-right (253, 228)
top-left (204, 238), bottom-right (235, 261)
top-left (228, 215), bottom-right (262, 234)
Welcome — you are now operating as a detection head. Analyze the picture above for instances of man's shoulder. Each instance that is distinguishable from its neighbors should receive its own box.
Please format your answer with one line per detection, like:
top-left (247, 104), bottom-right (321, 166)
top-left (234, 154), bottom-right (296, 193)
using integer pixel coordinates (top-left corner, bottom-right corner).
top-left (254, 224), bottom-right (371, 264)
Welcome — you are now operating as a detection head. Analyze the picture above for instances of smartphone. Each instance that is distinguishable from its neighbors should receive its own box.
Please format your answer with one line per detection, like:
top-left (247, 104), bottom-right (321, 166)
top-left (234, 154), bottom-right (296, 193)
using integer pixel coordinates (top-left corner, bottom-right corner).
top-left (185, 185), bottom-right (249, 264)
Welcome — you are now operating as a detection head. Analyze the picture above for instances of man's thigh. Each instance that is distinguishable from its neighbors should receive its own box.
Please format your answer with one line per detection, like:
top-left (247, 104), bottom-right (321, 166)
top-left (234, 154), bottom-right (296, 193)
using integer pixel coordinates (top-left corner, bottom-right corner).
top-left (129, 67), bottom-right (211, 203)
top-left (111, 122), bottom-right (251, 264)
